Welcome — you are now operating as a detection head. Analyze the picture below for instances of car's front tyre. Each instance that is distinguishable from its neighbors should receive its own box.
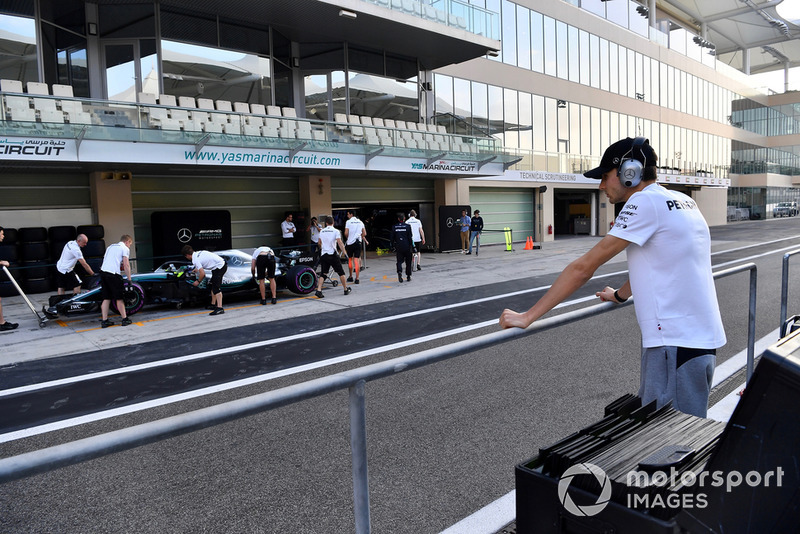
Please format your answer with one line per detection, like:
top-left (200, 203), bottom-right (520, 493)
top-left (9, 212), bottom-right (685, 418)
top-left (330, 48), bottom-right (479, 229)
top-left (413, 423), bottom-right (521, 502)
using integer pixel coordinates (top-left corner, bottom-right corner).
top-left (286, 265), bottom-right (318, 294)
top-left (112, 282), bottom-right (146, 316)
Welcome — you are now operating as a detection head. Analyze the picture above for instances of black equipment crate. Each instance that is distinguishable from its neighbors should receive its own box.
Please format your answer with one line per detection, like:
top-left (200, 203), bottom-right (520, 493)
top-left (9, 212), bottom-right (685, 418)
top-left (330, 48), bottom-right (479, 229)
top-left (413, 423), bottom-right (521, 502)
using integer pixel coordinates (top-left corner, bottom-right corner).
top-left (515, 328), bottom-right (800, 534)
top-left (516, 461), bottom-right (683, 534)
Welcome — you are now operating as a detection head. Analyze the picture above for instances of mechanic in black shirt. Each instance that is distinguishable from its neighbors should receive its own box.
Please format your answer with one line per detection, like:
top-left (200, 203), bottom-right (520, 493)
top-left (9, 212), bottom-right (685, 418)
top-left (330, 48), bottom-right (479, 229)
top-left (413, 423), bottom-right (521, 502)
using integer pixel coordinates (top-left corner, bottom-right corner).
top-left (390, 212), bottom-right (415, 283)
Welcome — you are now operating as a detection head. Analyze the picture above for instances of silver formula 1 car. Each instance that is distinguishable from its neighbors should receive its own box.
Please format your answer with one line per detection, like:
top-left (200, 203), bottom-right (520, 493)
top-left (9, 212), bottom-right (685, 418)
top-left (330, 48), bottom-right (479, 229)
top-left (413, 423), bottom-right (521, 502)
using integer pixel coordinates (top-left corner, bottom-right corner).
top-left (43, 249), bottom-right (318, 317)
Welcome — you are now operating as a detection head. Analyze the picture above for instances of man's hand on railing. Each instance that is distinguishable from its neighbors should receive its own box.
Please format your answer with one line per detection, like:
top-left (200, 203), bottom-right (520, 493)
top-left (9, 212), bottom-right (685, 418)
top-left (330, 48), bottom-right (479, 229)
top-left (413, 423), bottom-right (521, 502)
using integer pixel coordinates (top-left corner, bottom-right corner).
top-left (595, 286), bottom-right (617, 302)
top-left (499, 309), bottom-right (531, 329)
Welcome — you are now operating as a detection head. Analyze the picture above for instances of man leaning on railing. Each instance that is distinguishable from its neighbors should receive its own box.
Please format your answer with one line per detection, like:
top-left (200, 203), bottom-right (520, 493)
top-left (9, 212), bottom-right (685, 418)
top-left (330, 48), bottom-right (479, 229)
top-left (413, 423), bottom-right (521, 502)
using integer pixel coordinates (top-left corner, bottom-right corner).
top-left (499, 137), bottom-right (726, 418)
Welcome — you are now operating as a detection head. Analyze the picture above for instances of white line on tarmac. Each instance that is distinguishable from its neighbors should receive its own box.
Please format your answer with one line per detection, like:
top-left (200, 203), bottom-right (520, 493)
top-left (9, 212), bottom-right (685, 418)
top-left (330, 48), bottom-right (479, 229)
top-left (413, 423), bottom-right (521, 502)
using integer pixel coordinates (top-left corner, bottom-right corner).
top-left (0, 238), bottom-right (794, 442)
top-left (0, 295), bottom-right (597, 443)
top-left (2, 235), bottom-right (791, 398)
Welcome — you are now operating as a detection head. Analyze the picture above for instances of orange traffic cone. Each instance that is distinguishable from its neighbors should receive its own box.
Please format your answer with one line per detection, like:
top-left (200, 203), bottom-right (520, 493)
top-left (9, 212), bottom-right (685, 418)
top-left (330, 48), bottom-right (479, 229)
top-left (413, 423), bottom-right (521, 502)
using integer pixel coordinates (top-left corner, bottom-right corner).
top-left (524, 236), bottom-right (532, 250)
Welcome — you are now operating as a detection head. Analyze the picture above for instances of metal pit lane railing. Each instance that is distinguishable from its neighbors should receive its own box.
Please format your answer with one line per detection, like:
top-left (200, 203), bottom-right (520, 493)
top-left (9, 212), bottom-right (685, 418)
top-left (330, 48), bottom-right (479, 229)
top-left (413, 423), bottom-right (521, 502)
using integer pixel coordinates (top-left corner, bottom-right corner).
top-left (780, 249), bottom-right (800, 336)
top-left (0, 262), bottom-right (757, 534)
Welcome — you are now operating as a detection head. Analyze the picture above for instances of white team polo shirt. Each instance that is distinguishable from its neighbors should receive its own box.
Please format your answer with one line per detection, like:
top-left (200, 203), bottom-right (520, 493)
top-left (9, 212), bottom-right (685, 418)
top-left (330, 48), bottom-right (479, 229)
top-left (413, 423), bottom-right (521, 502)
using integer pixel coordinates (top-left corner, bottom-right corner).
top-left (407, 216), bottom-right (422, 242)
top-left (191, 250), bottom-right (225, 271)
top-left (100, 241), bottom-right (130, 275)
top-left (609, 183), bottom-right (726, 349)
top-left (56, 240), bottom-right (84, 274)
top-left (345, 216), bottom-right (364, 245)
top-left (318, 226), bottom-right (341, 255)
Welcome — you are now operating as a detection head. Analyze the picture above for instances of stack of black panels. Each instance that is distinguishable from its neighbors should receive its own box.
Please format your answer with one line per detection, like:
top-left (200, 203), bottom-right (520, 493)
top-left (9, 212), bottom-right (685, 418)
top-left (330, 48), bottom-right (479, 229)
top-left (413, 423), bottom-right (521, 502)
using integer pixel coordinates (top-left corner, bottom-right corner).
top-left (516, 395), bottom-right (725, 533)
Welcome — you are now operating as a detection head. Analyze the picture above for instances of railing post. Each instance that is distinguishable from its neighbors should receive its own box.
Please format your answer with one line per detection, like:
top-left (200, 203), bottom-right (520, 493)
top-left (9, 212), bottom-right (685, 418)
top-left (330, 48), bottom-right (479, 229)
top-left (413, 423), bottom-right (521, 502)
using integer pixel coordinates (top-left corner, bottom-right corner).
top-left (780, 252), bottom-right (794, 331)
top-left (747, 266), bottom-right (757, 384)
top-left (349, 380), bottom-right (371, 534)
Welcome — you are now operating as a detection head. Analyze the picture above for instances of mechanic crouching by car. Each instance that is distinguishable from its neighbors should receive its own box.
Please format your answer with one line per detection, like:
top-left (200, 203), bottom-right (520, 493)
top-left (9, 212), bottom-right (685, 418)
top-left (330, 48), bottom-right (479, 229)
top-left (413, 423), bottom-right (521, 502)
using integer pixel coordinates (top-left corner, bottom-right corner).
top-left (251, 245), bottom-right (277, 305)
top-left (182, 245), bottom-right (227, 316)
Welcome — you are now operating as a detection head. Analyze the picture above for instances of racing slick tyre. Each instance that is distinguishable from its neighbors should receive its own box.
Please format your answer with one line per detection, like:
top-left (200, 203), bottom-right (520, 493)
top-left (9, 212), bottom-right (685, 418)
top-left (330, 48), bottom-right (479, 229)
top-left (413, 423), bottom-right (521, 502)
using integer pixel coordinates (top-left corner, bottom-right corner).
top-left (83, 239), bottom-right (106, 258)
top-left (23, 278), bottom-right (53, 294)
top-left (18, 227), bottom-right (47, 243)
top-left (286, 265), bottom-right (317, 295)
top-left (77, 225), bottom-right (104, 240)
top-left (48, 226), bottom-right (77, 242)
top-left (111, 282), bottom-right (146, 316)
top-left (1, 228), bottom-right (18, 244)
top-left (0, 244), bottom-right (18, 262)
top-left (20, 242), bottom-right (49, 261)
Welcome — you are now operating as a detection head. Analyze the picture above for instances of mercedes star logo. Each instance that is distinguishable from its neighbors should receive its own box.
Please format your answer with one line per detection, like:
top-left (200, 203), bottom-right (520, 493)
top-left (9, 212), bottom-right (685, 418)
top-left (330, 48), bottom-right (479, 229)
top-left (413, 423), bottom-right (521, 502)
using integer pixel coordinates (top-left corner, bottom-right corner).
top-left (177, 228), bottom-right (192, 243)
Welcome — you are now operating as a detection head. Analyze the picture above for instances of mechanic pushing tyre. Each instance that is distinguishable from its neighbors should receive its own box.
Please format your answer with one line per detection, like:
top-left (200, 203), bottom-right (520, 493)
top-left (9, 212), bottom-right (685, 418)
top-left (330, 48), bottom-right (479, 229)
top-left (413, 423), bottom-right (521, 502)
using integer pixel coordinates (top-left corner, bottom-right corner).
top-left (111, 282), bottom-right (146, 316)
top-left (286, 265), bottom-right (317, 294)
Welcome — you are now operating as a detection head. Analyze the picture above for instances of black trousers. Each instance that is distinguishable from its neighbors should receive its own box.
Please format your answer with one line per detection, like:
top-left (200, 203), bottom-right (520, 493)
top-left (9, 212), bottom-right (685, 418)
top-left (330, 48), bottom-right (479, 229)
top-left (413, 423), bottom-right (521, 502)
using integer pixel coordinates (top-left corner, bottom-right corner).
top-left (396, 248), bottom-right (413, 275)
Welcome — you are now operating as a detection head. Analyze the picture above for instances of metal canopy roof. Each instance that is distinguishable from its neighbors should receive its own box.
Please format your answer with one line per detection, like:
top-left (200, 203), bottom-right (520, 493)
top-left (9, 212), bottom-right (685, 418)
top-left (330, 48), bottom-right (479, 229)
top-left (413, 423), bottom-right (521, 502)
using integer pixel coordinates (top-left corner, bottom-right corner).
top-left (661, 0), bottom-right (800, 75)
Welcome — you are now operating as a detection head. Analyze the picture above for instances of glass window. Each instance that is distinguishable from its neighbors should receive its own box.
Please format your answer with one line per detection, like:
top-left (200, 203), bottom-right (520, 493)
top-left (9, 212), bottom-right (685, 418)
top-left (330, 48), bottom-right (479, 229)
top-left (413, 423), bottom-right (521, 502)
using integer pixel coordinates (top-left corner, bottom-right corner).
top-left (533, 94), bottom-right (545, 152)
top-left (305, 74), bottom-right (330, 120)
top-left (59, 47), bottom-right (89, 97)
top-left (627, 49), bottom-right (636, 99)
top-left (517, 5), bottom-right (531, 70)
top-left (679, 70), bottom-right (687, 113)
top-left (501, 0), bottom-right (517, 66)
top-left (609, 42), bottom-right (619, 95)
top-left (105, 44), bottom-right (136, 102)
top-left (545, 97), bottom-right (557, 152)
top-left (504, 88), bottom-right (519, 148)
top-left (518, 91), bottom-right (533, 149)
top-left (667, 65), bottom-right (674, 111)
top-left (454, 77), bottom-right (472, 129)
top-left (687, 33), bottom-right (701, 62)
top-left (609, 111), bottom-right (619, 143)
top-left (161, 40), bottom-right (272, 105)
top-left (330, 70), bottom-right (346, 118)
top-left (629, 0), bottom-right (649, 37)
top-left (582, 0), bottom-right (606, 18)
top-left (0, 15), bottom-right (39, 87)
top-left (589, 34), bottom-right (600, 89)
top-left (569, 102), bottom-right (580, 155)
top-left (579, 30), bottom-right (590, 86)
top-left (591, 107), bottom-right (601, 156)
top-left (568, 25), bottom-right (579, 83)
top-left (599, 38), bottom-right (609, 92)
top-left (556, 20), bottom-right (568, 80)
top-left (670, 26), bottom-right (687, 55)
top-left (531, 11), bottom-right (544, 73)
top-left (471, 80), bottom-right (488, 135)
top-left (600, 109), bottom-right (610, 149)
top-left (606, 0), bottom-right (628, 27)
top-left (489, 84), bottom-right (504, 141)
top-left (543, 16), bottom-right (556, 77)
top-left (434, 73), bottom-right (454, 116)
top-left (580, 104), bottom-right (591, 155)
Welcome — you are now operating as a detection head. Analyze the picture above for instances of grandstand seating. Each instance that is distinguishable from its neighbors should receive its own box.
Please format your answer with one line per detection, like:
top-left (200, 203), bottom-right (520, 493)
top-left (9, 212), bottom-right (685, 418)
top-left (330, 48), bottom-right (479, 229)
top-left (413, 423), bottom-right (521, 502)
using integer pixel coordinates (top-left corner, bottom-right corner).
top-left (0, 80), bottom-right (488, 155)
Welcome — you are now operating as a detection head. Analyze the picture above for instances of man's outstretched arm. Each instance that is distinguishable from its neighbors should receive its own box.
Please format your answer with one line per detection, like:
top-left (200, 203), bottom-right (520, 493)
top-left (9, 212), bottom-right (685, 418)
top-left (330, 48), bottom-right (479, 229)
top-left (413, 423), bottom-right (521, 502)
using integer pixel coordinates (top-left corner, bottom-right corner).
top-left (499, 234), bottom-right (630, 329)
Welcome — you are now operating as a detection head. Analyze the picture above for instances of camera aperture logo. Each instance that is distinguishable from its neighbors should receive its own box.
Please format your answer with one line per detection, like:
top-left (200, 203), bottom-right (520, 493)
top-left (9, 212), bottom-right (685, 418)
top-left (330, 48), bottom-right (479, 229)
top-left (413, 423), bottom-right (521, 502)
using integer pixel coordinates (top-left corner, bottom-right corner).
top-left (557, 463), bottom-right (785, 517)
top-left (557, 463), bottom-right (612, 517)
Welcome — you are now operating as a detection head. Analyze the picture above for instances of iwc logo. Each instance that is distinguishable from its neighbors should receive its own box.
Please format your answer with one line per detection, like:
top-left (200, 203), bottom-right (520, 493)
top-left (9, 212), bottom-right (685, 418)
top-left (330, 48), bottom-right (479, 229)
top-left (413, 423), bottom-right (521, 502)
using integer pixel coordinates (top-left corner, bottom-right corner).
top-left (557, 463), bottom-right (612, 517)
top-left (177, 228), bottom-right (193, 243)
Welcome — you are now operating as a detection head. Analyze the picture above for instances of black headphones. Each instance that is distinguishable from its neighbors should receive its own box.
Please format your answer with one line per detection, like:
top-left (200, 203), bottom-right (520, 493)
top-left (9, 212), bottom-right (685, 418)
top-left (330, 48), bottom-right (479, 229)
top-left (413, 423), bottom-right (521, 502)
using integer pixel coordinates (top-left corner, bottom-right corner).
top-left (618, 137), bottom-right (648, 188)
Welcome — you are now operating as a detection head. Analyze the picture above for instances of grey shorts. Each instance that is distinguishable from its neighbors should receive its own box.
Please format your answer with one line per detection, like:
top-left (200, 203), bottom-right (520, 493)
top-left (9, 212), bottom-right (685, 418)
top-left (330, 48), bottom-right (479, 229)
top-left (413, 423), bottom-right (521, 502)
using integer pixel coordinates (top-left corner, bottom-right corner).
top-left (638, 346), bottom-right (716, 418)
